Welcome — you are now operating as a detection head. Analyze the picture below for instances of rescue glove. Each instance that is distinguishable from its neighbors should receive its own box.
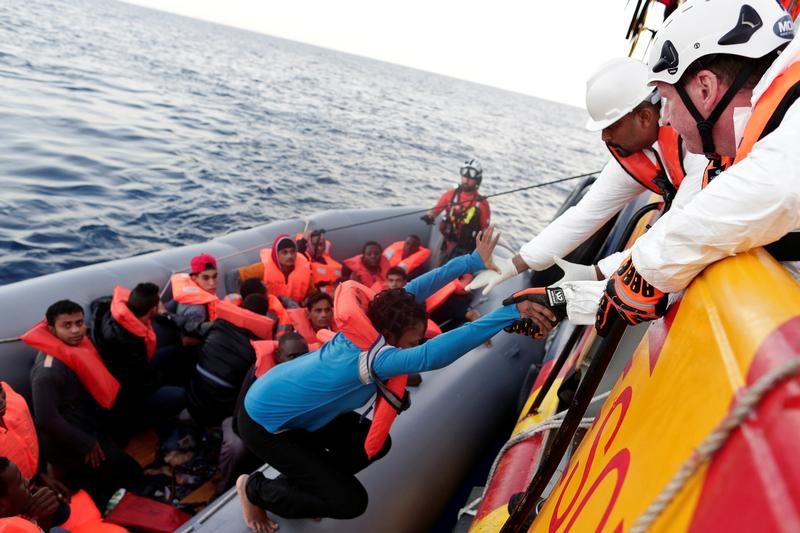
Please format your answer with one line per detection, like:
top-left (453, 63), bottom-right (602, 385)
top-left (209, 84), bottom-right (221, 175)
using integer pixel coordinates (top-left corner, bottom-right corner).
top-left (595, 255), bottom-right (668, 337)
top-left (465, 257), bottom-right (519, 295)
top-left (552, 256), bottom-right (599, 286)
top-left (502, 286), bottom-right (567, 339)
top-left (420, 214), bottom-right (435, 225)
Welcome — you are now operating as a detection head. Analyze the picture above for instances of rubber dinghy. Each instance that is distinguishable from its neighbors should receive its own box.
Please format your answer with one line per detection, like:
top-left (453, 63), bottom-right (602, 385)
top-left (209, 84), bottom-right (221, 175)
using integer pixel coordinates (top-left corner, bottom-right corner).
top-left (0, 206), bottom-right (545, 533)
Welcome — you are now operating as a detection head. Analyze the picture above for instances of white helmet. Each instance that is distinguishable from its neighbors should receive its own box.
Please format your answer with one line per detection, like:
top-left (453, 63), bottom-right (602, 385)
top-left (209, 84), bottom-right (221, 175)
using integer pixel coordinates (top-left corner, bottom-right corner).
top-left (647, 0), bottom-right (794, 85)
top-left (585, 58), bottom-right (654, 131)
top-left (460, 158), bottom-right (483, 183)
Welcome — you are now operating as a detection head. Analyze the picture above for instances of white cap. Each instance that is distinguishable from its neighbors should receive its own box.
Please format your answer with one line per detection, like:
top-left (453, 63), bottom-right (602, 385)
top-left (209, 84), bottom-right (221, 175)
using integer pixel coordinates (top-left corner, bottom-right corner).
top-left (585, 58), bottom-right (654, 131)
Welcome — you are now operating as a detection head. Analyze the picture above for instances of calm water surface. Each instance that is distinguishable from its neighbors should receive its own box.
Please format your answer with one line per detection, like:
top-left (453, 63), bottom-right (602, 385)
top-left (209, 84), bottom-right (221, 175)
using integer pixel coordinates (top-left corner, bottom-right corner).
top-left (0, 0), bottom-right (606, 285)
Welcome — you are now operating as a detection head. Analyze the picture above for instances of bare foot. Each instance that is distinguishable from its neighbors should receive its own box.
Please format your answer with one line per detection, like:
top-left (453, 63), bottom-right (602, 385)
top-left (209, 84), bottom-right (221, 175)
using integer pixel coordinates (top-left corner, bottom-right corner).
top-left (237, 474), bottom-right (279, 532)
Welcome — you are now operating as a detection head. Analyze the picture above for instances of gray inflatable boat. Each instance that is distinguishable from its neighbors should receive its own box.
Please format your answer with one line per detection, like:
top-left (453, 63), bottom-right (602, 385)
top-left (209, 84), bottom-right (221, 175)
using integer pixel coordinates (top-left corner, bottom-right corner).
top-left (0, 206), bottom-right (543, 533)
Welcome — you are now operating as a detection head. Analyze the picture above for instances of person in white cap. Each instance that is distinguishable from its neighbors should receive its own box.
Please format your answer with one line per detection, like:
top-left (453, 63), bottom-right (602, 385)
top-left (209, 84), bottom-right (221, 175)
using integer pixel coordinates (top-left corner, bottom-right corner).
top-left (594, 0), bottom-right (800, 333)
top-left (467, 58), bottom-right (706, 314)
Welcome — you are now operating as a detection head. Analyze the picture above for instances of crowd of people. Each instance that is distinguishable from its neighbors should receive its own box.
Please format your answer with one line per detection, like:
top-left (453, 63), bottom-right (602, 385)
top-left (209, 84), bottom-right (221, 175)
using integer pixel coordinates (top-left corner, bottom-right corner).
top-left (3, 0), bottom-right (800, 530)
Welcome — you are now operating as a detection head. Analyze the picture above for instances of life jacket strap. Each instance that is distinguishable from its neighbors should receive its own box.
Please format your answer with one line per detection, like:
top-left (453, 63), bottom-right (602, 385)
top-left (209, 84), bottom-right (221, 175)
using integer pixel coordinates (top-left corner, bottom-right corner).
top-left (357, 335), bottom-right (411, 414)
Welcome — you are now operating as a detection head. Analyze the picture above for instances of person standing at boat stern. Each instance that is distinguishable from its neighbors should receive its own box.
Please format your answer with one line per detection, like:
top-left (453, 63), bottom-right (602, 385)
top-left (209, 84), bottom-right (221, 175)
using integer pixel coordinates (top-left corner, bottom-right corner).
top-left (422, 158), bottom-right (491, 264)
top-left (234, 228), bottom-right (542, 531)
top-left (590, 0), bottom-right (800, 332)
top-left (467, 58), bottom-right (709, 306)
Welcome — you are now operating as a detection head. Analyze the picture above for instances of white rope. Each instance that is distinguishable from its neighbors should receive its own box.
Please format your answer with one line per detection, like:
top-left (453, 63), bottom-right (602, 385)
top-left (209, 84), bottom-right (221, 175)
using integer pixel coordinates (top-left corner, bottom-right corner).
top-left (630, 356), bottom-right (800, 533)
top-left (458, 390), bottom-right (611, 520)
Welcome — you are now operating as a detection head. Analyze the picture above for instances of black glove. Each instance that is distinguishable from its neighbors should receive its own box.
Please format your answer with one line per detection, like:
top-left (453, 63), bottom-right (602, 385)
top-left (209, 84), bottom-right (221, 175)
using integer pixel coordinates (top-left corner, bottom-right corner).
top-left (421, 214), bottom-right (435, 225)
top-left (502, 287), bottom-right (568, 339)
top-left (503, 318), bottom-right (541, 338)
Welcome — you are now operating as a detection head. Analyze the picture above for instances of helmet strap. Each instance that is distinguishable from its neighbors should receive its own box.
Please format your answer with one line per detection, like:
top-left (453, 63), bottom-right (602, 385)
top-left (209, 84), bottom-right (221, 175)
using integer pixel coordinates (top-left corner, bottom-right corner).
top-left (675, 61), bottom-right (756, 160)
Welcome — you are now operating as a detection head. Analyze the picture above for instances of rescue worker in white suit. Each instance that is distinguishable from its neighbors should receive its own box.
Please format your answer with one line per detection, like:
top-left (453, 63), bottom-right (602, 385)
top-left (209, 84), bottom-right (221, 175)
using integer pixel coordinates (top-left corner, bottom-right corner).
top-left (468, 57), bottom-right (707, 328)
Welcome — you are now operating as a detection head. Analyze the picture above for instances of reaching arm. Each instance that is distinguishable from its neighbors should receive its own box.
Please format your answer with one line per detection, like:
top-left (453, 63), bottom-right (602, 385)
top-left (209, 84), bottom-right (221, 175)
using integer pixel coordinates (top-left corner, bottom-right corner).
top-left (372, 305), bottom-right (520, 378)
top-left (405, 251), bottom-right (484, 302)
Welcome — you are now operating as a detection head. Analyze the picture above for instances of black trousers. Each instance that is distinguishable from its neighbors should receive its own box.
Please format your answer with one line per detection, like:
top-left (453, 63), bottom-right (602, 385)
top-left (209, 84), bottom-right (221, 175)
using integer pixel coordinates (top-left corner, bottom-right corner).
top-left (237, 408), bottom-right (391, 519)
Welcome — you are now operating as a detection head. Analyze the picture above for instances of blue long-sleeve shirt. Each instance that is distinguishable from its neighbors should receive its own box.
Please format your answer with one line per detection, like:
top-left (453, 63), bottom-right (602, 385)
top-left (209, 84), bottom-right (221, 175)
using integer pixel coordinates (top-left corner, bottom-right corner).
top-left (244, 252), bottom-right (521, 433)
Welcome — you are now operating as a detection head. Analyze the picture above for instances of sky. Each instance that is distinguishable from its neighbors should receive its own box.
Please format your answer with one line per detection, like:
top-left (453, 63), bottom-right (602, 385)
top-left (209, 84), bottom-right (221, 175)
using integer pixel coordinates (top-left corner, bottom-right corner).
top-left (123, 0), bottom-right (665, 108)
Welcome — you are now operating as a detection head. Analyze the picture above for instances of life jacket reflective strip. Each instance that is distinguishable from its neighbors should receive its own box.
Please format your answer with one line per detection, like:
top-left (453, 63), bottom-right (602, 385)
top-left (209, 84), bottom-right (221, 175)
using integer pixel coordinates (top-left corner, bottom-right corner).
top-left (260, 248), bottom-right (312, 303)
top-left (110, 286), bottom-right (156, 360)
top-left (382, 241), bottom-right (431, 274)
top-left (286, 308), bottom-right (317, 346)
top-left (607, 126), bottom-right (686, 207)
top-left (0, 382), bottom-right (39, 479)
top-left (425, 320), bottom-right (441, 339)
top-left (252, 340), bottom-right (278, 378)
top-left (0, 517), bottom-right (43, 532)
top-left (442, 188), bottom-right (485, 246)
top-left (310, 255), bottom-right (342, 295)
top-left (215, 299), bottom-right (276, 340)
top-left (425, 277), bottom-right (468, 313)
top-left (222, 293), bottom-right (243, 306)
top-left (20, 322), bottom-right (120, 410)
top-left (266, 295), bottom-right (293, 338)
top-left (343, 255), bottom-right (391, 288)
top-left (171, 273), bottom-right (218, 320)
top-left (334, 281), bottom-right (409, 459)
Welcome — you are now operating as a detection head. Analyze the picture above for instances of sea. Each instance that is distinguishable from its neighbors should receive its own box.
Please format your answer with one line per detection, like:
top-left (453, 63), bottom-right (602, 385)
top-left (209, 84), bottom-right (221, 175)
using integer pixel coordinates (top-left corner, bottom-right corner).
top-left (0, 0), bottom-right (607, 286)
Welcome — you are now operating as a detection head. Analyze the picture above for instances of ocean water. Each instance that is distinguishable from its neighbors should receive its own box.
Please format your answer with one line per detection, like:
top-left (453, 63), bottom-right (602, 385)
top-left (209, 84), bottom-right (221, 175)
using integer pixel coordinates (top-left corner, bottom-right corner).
top-left (0, 0), bottom-right (607, 286)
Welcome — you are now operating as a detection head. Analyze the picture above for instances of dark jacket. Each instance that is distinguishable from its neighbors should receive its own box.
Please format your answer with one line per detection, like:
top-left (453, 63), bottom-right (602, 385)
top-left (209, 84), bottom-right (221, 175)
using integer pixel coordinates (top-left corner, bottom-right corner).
top-left (187, 319), bottom-right (256, 426)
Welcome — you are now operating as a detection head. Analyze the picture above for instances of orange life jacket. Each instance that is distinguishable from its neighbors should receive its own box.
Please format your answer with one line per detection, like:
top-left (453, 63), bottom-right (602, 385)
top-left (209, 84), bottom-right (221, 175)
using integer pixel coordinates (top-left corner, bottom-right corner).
top-left (215, 300), bottom-right (275, 340)
top-left (425, 320), bottom-right (442, 338)
top-left (315, 328), bottom-right (336, 344)
top-left (607, 125), bottom-right (686, 208)
top-left (286, 308), bottom-right (315, 346)
top-left (425, 276), bottom-right (470, 313)
top-left (0, 382), bottom-right (38, 479)
top-left (382, 241), bottom-right (431, 275)
top-left (110, 286), bottom-right (156, 360)
top-left (20, 322), bottom-right (120, 410)
top-left (343, 254), bottom-right (391, 288)
top-left (61, 490), bottom-right (128, 533)
top-left (260, 248), bottom-right (312, 304)
top-left (252, 340), bottom-right (278, 378)
top-left (309, 255), bottom-right (342, 295)
top-left (334, 281), bottom-right (409, 459)
top-left (0, 517), bottom-right (43, 533)
top-left (171, 273), bottom-right (218, 320)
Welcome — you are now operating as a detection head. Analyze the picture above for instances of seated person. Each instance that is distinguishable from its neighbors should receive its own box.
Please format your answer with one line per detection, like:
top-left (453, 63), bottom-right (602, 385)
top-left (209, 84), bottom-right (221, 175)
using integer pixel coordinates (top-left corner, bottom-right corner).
top-left (296, 230), bottom-right (342, 295)
top-left (93, 284), bottom-right (186, 438)
top-left (216, 333), bottom-right (309, 496)
top-left (0, 384), bottom-right (70, 523)
top-left (235, 227), bottom-right (545, 530)
top-left (24, 300), bottom-right (142, 506)
top-left (285, 292), bottom-right (334, 349)
top-left (173, 253), bottom-right (220, 323)
top-left (237, 278), bottom-right (293, 339)
top-left (260, 235), bottom-right (314, 308)
top-left (382, 235), bottom-right (430, 276)
top-left (187, 294), bottom-right (276, 427)
top-left (0, 457), bottom-right (66, 531)
top-left (342, 241), bottom-right (390, 289)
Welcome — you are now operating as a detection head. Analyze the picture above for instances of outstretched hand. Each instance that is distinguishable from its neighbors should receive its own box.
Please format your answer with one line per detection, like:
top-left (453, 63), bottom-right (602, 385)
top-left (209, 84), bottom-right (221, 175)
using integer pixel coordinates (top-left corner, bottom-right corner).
top-left (475, 225), bottom-right (500, 270)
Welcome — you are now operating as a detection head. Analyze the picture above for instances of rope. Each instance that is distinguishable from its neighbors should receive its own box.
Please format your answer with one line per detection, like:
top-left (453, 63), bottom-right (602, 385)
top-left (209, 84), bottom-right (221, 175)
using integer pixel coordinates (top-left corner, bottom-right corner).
top-left (630, 357), bottom-right (800, 533)
top-left (0, 337), bottom-right (21, 345)
top-left (457, 390), bottom-right (610, 520)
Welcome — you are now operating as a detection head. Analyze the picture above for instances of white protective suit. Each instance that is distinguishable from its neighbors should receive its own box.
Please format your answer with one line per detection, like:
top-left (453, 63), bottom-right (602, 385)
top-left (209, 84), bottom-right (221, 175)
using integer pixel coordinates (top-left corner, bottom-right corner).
top-left (518, 147), bottom-right (708, 271)
top-left (631, 35), bottom-right (800, 293)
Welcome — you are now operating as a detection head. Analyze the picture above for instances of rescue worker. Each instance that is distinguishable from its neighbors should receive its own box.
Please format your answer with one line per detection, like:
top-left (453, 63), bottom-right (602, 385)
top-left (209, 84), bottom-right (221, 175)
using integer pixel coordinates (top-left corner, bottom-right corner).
top-left (25, 301), bottom-right (142, 507)
top-left (260, 235), bottom-right (314, 308)
top-left (342, 241), bottom-right (390, 288)
top-left (594, 0), bottom-right (800, 332)
top-left (285, 292), bottom-right (333, 349)
top-left (234, 227), bottom-right (548, 531)
top-left (422, 158), bottom-right (491, 263)
top-left (297, 230), bottom-right (343, 295)
top-left (382, 235), bottom-right (430, 276)
top-left (467, 58), bottom-right (708, 297)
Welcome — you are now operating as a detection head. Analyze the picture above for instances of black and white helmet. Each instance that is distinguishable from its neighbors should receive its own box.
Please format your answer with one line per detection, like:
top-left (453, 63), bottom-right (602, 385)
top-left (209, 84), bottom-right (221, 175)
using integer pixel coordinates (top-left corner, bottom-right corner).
top-left (460, 158), bottom-right (483, 184)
